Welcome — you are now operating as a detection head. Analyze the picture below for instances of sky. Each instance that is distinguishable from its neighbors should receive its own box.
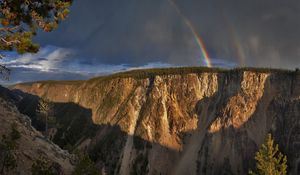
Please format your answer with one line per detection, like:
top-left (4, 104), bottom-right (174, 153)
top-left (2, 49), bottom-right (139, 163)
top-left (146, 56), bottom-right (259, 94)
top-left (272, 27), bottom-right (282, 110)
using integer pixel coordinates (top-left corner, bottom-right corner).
top-left (1, 0), bottom-right (300, 84)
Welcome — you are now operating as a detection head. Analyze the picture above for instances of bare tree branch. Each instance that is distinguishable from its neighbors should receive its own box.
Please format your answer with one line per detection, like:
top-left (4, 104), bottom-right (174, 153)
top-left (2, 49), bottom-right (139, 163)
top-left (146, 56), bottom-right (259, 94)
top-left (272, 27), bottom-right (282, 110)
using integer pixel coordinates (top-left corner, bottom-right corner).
top-left (0, 37), bottom-right (21, 45)
top-left (0, 26), bottom-right (20, 32)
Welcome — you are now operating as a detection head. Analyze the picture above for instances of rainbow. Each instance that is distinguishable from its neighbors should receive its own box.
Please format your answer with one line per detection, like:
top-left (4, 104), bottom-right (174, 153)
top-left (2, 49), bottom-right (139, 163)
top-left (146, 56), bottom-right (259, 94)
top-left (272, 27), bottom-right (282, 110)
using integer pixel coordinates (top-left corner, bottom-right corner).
top-left (168, 0), bottom-right (212, 67)
top-left (222, 13), bottom-right (246, 66)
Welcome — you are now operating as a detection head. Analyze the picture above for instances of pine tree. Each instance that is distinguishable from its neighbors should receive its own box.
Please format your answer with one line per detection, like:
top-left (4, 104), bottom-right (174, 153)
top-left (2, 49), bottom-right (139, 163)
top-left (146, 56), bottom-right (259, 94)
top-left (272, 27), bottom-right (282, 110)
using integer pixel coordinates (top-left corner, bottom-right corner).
top-left (0, 0), bottom-right (72, 78)
top-left (249, 134), bottom-right (287, 175)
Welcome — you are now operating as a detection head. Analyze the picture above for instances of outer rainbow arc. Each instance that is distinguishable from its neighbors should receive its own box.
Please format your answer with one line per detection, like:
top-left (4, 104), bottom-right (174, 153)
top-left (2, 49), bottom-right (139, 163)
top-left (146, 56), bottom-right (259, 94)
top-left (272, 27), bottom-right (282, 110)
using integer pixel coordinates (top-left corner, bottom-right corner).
top-left (221, 11), bottom-right (246, 67)
top-left (167, 0), bottom-right (212, 67)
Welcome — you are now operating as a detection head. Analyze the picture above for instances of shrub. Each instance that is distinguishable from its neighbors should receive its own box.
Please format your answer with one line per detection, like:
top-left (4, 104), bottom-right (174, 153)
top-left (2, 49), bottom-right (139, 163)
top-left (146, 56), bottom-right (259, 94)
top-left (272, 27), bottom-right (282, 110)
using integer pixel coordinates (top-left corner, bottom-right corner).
top-left (72, 154), bottom-right (100, 175)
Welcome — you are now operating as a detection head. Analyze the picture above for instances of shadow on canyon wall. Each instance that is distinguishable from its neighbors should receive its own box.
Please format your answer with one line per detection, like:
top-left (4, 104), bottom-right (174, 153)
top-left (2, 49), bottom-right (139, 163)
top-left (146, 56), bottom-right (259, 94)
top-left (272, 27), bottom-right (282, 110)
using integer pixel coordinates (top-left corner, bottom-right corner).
top-left (11, 70), bottom-right (300, 175)
top-left (191, 70), bottom-right (300, 175)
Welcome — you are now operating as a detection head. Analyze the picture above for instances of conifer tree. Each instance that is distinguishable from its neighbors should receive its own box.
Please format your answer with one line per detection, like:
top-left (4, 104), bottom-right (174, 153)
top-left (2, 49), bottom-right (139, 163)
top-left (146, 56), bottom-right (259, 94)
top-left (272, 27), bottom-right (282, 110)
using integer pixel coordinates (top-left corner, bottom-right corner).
top-left (249, 134), bottom-right (287, 175)
top-left (0, 0), bottom-right (72, 78)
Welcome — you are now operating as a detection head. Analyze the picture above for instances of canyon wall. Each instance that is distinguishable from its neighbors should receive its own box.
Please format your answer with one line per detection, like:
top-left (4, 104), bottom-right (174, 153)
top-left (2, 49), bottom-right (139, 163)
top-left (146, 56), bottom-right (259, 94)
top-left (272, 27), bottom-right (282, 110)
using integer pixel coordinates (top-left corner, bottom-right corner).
top-left (13, 68), bottom-right (300, 175)
top-left (0, 88), bottom-right (74, 175)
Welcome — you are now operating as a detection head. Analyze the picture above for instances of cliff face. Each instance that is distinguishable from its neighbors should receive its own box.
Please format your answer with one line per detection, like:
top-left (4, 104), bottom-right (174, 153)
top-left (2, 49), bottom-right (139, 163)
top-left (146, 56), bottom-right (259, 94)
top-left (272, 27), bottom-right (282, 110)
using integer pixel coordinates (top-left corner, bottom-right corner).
top-left (13, 68), bottom-right (300, 175)
top-left (0, 88), bottom-right (74, 175)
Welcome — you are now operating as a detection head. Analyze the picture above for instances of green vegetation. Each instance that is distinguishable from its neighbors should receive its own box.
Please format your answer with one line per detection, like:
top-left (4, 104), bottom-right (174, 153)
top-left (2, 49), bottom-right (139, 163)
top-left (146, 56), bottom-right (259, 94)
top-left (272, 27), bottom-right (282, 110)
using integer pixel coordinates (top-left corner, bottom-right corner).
top-left (0, 123), bottom-right (21, 175)
top-left (13, 66), bottom-right (296, 88)
top-left (0, 0), bottom-right (71, 52)
top-left (31, 156), bottom-right (57, 175)
top-left (249, 134), bottom-right (287, 175)
top-left (72, 153), bottom-right (100, 175)
top-left (88, 66), bottom-right (294, 83)
top-left (0, 0), bottom-right (72, 78)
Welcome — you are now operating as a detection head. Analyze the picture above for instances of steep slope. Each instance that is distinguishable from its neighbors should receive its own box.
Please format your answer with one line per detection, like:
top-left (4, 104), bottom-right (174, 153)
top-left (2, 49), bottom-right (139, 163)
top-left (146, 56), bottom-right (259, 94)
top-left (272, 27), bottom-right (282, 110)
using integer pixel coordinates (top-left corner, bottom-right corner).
top-left (13, 68), bottom-right (300, 175)
top-left (0, 88), bottom-right (74, 175)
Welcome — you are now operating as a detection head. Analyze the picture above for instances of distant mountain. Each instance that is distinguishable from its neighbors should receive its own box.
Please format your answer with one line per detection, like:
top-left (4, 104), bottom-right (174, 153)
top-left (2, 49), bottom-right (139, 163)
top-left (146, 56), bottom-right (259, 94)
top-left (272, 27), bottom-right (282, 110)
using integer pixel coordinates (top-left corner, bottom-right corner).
top-left (12, 67), bottom-right (300, 175)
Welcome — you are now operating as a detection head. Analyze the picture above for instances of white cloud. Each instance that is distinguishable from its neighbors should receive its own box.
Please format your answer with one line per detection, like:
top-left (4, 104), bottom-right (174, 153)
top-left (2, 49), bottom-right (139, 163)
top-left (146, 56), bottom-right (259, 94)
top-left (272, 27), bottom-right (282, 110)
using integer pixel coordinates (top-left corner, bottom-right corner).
top-left (2, 46), bottom-right (73, 72)
top-left (0, 45), bottom-right (238, 85)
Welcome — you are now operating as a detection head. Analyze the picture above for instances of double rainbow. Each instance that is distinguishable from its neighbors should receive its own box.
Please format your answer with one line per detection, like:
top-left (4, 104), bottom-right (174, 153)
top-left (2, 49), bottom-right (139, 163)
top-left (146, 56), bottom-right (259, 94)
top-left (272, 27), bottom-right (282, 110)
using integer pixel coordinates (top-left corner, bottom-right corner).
top-left (168, 0), bottom-right (212, 67)
top-left (222, 11), bottom-right (246, 67)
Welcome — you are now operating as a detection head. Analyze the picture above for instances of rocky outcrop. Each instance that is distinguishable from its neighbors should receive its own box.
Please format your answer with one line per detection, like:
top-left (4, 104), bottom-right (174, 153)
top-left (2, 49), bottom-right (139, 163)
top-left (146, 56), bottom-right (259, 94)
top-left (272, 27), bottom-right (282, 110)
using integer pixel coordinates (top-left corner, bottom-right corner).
top-left (0, 93), bottom-right (74, 175)
top-left (13, 68), bottom-right (300, 175)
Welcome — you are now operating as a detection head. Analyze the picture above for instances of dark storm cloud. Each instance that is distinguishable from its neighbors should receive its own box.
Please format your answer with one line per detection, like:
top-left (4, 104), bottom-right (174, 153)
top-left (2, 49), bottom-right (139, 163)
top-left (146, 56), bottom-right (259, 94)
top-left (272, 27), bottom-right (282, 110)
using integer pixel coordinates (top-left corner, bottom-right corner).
top-left (35, 0), bottom-right (210, 66)
top-left (34, 0), bottom-right (299, 68)
top-left (191, 0), bottom-right (300, 68)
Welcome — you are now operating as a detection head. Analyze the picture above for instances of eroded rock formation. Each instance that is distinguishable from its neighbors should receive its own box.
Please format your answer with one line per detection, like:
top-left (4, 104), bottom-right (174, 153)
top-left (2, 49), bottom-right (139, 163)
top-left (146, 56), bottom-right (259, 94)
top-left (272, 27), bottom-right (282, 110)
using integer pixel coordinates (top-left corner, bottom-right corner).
top-left (13, 68), bottom-right (300, 175)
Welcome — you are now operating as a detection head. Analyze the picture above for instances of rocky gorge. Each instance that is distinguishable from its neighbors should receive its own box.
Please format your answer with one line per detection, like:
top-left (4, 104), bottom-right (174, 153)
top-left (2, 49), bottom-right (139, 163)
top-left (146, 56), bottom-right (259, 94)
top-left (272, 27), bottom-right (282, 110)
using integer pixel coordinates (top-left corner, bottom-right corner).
top-left (9, 67), bottom-right (300, 175)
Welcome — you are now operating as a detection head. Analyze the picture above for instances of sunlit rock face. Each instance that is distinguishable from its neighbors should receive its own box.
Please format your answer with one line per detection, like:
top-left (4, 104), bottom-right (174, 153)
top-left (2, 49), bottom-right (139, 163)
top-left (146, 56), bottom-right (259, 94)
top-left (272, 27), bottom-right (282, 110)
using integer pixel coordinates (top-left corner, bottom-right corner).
top-left (13, 68), bottom-right (300, 175)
